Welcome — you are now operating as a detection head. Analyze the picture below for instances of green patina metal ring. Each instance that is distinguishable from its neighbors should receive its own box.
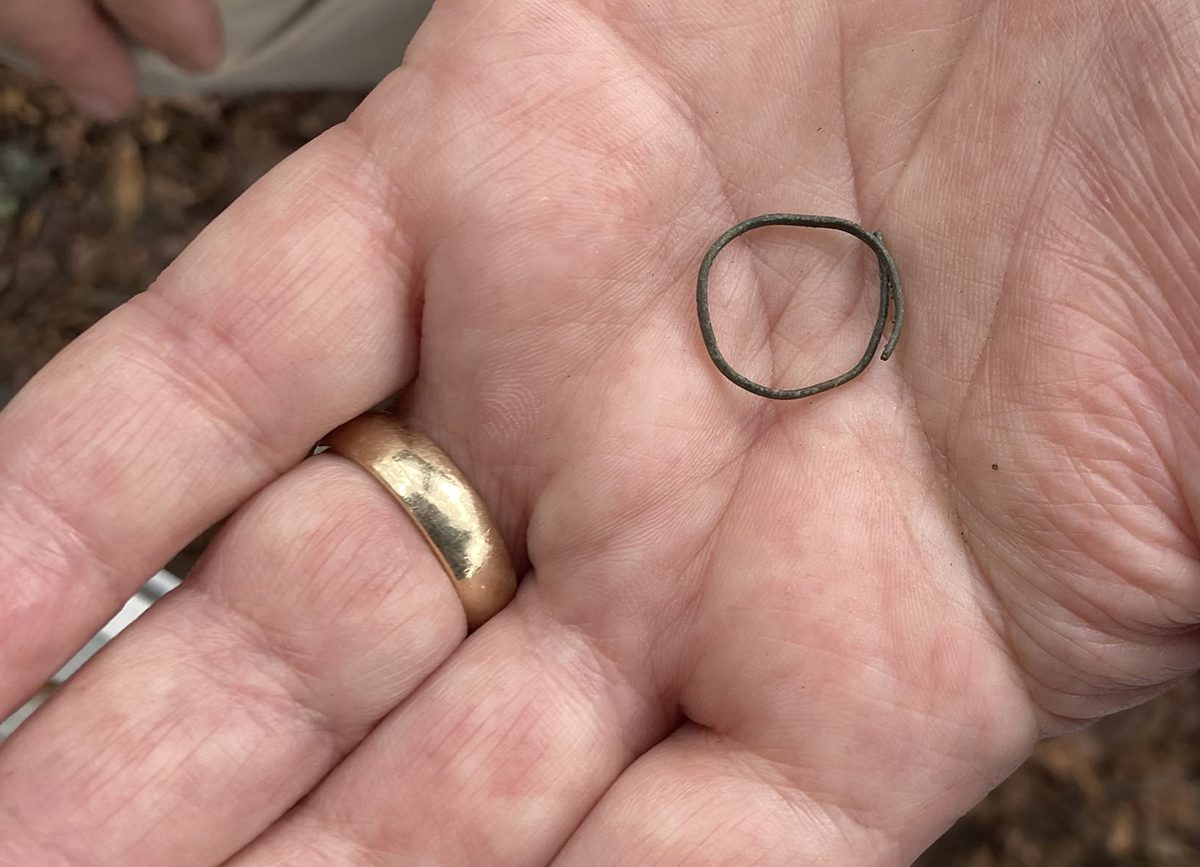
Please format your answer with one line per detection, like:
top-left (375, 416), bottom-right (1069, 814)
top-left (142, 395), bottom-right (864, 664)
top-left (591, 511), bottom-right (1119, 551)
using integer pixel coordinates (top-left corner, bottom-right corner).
top-left (697, 213), bottom-right (904, 401)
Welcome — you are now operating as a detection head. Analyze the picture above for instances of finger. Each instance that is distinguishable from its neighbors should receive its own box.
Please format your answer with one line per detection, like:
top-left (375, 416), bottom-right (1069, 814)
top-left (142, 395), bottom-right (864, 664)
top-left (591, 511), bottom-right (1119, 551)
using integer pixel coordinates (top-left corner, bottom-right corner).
top-left (99, 0), bottom-right (224, 73)
top-left (228, 591), bottom-right (672, 866)
top-left (0, 454), bottom-right (464, 866)
top-left (0, 0), bottom-right (137, 118)
top-left (0, 113), bottom-right (424, 719)
top-left (552, 725), bottom-right (897, 866)
top-left (554, 718), bottom-right (1033, 866)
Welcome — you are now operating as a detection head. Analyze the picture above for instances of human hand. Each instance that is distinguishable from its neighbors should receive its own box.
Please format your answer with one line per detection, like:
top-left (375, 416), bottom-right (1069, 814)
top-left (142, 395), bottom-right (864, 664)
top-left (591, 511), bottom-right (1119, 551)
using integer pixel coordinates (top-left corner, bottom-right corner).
top-left (1, 1), bottom-right (1197, 864)
top-left (0, 0), bottom-right (222, 119)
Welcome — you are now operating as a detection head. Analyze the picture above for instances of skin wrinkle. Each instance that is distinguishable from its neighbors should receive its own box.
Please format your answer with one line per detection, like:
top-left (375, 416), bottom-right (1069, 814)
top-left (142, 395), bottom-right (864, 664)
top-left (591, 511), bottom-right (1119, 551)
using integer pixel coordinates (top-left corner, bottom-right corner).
top-left (1098, 169), bottom-right (1199, 343)
top-left (625, 764), bottom-right (760, 865)
top-left (1136, 2), bottom-right (1200, 171)
top-left (985, 550), bottom-right (1192, 716)
top-left (114, 294), bottom-right (291, 477)
top-left (339, 107), bottom-right (565, 525)
top-left (292, 828), bottom-right (393, 867)
top-left (0, 819), bottom-right (78, 867)
top-left (1104, 52), bottom-right (1200, 547)
top-left (1059, 432), bottom-right (1186, 574)
top-left (563, 521), bottom-right (705, 686)
top-left (944, 493), bottom-right (1064, 725)
top-left (293, 615), bottom-right (647, 863)
top-left (1009, 490), bottom-right (1176, 642)
top-left (15, 693), bottom-right (193, 864)
top-left (1098, 143), bottom-right (1191, 299)
top-left (166, 625), bottom-right (345, 766)
top-left (648, 769), bottom-right (731, 859)
top-left (720, 740), bottom-right (899, 864)
top-left (1, 756), bottom-right (109, 865)
top-left (0, 470), bottom-right (125, 617)
top-left (834, 10), bottom-right (864, 226)
top-left (1003, 154), bottom-right (1200, 643)
top-left (725, 628), bottom-right (991, 746)
top-left (522, 242), bottom-right (779, 632)
top-left (544, 419), bottom-right (769, 710)
top-left (940, 16), bottom-right (1137, 727)
top-left (550, 620), bottom-right (675, 762)
top-left (540, 420), bottom-right (726, 564)
top-left (983, 591), bottom-right (1112, 715)
top-left (324, 114), bottom-right (424, 328)
top-left (852, 3), bottom-right (991, 214)
top-left (952, 68), bottom-right (1078, 431)
top-left (804, 644), bottom-right (979, 746)
top-left (117, 731), bottom-right (242, 862)
top-left (664, 792), bottom-right (760, 865)
top-left (526, 612), bottom-right (661, 764)
top-left (1058, 48), bottom-right (1200, 405)
top-left (189, 583), bottom-right (357, 751)
top-left (249, 813), bottom-right (397, 867)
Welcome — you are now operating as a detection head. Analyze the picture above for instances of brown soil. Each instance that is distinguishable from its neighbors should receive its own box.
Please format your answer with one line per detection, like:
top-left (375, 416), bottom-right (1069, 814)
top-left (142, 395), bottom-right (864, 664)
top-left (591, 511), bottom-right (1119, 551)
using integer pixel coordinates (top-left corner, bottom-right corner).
top-left (1, 67), bottom-right (1196, 865)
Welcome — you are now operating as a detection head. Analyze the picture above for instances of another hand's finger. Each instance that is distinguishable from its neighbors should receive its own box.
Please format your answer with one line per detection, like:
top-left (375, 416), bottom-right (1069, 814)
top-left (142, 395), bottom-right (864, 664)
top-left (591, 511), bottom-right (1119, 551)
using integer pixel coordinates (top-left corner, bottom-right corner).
top-left (99, 0), bottom-right (224, 73)
top-left (0, 117), bottom-right (423, 719)
top-left (228, 593), bottom-right (671, 866)
top-left (0, 0), bottom-right (136, 118)
top-left (0, 455), bottom-right (464, 866)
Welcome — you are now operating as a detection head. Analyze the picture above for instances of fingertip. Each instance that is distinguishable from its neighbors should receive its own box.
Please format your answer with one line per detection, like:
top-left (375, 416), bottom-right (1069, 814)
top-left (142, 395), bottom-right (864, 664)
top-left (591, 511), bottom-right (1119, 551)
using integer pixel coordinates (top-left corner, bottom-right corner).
top-left (176, 6), bottom-right (225, 73)
top-left (183, 38), bottom-right (225, 75)
top-left (131, 0), bottom-right (226, 75)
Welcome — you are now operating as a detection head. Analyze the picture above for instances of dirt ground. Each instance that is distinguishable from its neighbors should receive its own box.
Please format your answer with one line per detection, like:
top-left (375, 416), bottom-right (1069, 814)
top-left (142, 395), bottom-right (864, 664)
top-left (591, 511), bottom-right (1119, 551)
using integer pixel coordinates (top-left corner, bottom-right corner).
top-left (1, 67), bottom-right (1197, 865)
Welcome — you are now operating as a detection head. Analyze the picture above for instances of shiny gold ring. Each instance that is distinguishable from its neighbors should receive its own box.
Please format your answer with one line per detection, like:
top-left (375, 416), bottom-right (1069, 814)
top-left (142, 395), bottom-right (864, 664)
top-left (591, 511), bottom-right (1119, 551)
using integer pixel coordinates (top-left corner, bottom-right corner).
top-left (322, 412), bottom-right (517, 630)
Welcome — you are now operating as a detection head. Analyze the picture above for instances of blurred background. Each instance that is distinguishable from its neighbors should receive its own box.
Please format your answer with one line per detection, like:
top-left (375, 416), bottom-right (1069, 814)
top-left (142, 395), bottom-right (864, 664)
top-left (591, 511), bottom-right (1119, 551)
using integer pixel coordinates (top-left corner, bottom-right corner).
top-left (1, 66), bottom-right (1197, 866)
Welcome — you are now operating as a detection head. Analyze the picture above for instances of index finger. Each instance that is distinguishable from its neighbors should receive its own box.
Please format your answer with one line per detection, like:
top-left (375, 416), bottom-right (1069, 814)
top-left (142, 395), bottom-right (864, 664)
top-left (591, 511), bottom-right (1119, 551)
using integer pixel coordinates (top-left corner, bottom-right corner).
top-left (0, 116), bottom-right (423, 718)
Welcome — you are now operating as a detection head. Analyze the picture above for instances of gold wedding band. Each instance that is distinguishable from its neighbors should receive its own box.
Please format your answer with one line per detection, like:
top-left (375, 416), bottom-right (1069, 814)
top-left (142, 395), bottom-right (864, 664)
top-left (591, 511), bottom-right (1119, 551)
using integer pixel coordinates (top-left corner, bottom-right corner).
top-left (322, 413), bottom-right (517, 630)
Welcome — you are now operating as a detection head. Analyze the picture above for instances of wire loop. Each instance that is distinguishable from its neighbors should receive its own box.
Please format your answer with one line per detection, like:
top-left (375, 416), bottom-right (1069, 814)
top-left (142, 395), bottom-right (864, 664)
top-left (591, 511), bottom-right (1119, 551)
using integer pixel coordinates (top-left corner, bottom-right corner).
top-left (696, 213), bottom-right (904, 400)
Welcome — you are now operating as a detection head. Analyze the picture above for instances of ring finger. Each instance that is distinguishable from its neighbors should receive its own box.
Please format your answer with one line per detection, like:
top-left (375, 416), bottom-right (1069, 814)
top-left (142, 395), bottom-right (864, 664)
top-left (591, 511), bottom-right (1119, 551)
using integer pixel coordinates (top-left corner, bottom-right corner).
top-left (0, 448), bottom-right (468, 866)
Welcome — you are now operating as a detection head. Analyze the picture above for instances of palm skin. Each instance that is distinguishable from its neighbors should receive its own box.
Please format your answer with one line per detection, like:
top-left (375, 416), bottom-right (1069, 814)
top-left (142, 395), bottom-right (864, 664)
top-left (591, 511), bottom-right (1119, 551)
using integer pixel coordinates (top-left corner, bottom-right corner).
top-left (0, 0), bottom-right (1197, 864)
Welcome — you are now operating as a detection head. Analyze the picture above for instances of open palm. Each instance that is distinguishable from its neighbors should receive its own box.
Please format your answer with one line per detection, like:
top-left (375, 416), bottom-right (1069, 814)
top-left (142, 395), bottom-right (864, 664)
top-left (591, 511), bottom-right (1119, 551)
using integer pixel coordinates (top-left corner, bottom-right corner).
top-left (1, 1), bottom-right (1197, 864)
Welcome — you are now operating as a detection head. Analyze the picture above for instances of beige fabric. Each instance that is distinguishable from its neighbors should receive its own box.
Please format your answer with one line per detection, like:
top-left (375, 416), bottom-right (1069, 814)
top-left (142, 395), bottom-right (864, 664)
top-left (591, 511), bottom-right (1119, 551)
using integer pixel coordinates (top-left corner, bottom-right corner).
top-left (136, 0), bottom-right (433, 93)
